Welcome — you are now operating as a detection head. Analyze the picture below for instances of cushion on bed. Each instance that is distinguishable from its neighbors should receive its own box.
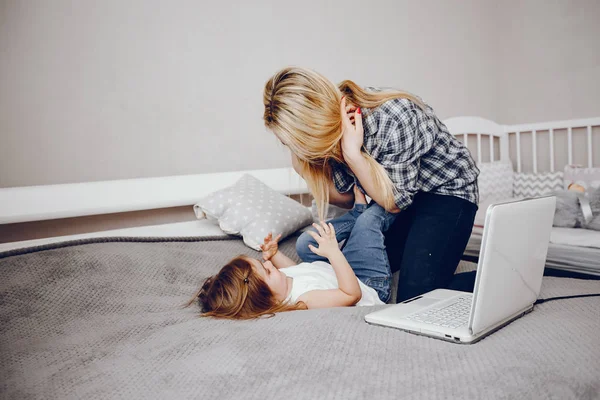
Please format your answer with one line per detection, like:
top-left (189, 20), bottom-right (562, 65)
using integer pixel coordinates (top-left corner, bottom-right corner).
top-left (552, 186), bottom-right (600, 231)
top-left (193, 174), bottom-right (312, 250)
top-left (513, 171), bottom-right (563, 198)
top-left (552, 190), bottom-right (583, 228)
top-left (473, 196), bottom-right (515, 227)
top-left (477, 161), bottom-right (514, 202)
top-left (474, 161), bottom-right (514, 226)
top-left (563, 165), bottom-right (600, 190)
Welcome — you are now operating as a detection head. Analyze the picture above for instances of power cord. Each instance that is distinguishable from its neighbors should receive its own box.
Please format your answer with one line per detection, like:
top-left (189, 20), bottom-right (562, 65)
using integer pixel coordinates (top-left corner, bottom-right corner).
top-left (535, 293), bottom-right (600, 305)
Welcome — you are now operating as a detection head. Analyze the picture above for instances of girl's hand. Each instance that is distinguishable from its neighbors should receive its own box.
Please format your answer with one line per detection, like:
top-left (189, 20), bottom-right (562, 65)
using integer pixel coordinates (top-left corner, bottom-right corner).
top-left (260, 232), bottom-right (282, 261)
top-left (307, 221), bottom-right (340, 259)
top-left (340, 96), bottom-right (364, 160)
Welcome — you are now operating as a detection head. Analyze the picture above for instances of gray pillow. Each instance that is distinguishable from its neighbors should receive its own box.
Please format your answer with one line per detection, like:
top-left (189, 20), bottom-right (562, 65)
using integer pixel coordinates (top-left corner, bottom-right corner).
top-left (553, 190), bottom-right (582, 228)
top-left (553, 187), bottom-right (600, 231)
top-left (585, 187), bottom-right (600, 231)
top-left (194, 174), bottom-right (313, 250)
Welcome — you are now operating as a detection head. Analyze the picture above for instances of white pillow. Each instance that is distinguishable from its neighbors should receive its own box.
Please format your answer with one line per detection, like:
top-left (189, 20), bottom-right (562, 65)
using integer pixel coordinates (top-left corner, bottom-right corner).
top-left (193, 174), bottom-right (313, 250)
top-left (474, 161), bottom-right (514, 227)
top-left (474, 195), bottom-right (514, 227)
top-left (477, 161), bottom-right (514, 203)
top-left (563, 165), bottom-right (600, 191)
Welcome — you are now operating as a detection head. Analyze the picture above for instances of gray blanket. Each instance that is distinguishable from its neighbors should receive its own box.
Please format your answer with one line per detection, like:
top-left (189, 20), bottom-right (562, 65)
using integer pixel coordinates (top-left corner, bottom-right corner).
top-left (1, 237), bottom-right (599, 400)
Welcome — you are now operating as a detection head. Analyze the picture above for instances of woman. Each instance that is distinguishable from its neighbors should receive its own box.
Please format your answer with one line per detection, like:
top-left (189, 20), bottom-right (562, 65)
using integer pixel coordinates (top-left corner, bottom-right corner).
top-left (263, 67), bottom-right (479, 303)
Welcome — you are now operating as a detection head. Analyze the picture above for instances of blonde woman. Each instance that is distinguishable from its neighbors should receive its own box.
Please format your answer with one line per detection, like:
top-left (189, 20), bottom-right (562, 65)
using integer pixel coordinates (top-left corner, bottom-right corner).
top-left (263, 67), bottom-right (479, 303)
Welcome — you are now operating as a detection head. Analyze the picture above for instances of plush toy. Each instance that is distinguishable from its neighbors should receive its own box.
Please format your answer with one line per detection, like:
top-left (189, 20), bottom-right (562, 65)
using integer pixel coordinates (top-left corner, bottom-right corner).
top-left (553, 184), bottom-right (600, 230)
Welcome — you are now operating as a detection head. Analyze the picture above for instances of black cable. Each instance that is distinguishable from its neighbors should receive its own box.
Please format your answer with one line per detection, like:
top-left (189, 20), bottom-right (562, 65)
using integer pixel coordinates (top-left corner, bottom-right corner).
top-left (535, 293), bottom-right (600, 305)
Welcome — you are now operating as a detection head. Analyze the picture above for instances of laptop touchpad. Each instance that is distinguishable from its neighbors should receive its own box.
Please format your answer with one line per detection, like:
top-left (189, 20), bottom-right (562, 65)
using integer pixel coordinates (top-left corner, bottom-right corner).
top-left (402, 296), bottom-right (440, 307)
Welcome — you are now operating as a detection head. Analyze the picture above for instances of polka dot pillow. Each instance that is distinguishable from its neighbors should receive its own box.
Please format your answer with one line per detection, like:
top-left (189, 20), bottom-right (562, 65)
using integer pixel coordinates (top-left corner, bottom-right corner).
top-left (193, 174), bottom-right (313, 250)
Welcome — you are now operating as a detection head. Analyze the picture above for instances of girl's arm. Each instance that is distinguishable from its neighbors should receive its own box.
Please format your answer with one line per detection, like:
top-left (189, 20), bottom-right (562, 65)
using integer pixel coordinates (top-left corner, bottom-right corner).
top-left (269, 250), bottom-right (296, 269)
top-left (260, 233), bottom-right (296, 269)
top-left (296, 222), bottom-right (362, 308)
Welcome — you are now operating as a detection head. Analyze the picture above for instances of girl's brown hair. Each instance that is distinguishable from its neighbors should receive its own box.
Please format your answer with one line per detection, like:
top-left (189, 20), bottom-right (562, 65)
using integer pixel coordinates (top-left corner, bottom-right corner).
top-left (186, 256), bottom-right (305, 320)
top-left (263, 67), bottom-right (424, 219)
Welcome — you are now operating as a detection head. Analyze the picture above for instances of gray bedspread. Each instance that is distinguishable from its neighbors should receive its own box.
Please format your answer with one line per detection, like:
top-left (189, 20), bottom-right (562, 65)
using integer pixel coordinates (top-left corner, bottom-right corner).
top-left (1, 237), bottom-right (599, 400)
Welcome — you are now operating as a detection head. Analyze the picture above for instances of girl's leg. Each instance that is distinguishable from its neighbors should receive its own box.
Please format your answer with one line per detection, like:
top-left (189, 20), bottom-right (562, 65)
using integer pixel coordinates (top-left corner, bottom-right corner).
top-left (385, 192), bottom-right (477, 303)
top-left (341, 203), bottom-right (397, 303)
top-left (295, 206), bottom-right (364, 263)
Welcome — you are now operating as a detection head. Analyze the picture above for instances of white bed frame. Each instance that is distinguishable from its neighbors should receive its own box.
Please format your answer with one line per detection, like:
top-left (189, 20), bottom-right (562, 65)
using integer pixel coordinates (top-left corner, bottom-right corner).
top-left (444, 116), bottom-right (600, 172)
top-left (446, 116), bottom-right (600, 276)
top-left (1, 116), bottom-right (598, 239)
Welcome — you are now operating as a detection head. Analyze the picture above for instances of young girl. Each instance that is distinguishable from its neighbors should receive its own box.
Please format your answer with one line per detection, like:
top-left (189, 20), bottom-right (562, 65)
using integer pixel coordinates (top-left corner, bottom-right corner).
top-left (189, 191), bottom-right (386, 320)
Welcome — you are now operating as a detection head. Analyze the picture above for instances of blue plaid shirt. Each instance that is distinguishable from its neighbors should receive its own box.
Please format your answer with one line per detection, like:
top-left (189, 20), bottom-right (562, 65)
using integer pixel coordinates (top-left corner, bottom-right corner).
top-left (331, 92), bottom-right (479, 210)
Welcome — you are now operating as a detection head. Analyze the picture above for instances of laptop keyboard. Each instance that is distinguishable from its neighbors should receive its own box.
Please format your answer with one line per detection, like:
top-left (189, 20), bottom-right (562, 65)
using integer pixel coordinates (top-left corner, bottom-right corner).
top-left (405, 295), bottom-right (473, 329)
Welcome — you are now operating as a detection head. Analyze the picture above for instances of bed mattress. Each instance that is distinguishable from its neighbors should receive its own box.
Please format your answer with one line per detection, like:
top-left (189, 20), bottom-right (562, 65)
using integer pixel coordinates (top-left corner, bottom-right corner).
top-left (1, 236), bottom-right (599, 399)
top-left (466, 228), bottom-right (600, 276)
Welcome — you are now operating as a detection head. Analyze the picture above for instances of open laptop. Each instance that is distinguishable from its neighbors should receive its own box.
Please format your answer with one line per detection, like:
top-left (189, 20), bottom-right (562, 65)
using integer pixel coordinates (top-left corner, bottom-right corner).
top-left (365, 196), bottom-right (556, 344)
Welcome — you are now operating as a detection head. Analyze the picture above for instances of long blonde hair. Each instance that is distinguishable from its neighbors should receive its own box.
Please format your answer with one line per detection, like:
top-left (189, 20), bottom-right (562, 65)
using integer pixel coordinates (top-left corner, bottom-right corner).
top-left (263, 67), bottom-right (423, 219)
top-left (185, 256), bottom-right (305, 320)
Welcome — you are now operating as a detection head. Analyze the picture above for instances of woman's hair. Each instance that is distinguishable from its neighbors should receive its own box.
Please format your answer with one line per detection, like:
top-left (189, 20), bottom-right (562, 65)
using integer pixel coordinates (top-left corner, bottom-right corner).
top-left (263, 67), bottom-right (424, 219)
top-left (185, 255), bottom-right (305, 320)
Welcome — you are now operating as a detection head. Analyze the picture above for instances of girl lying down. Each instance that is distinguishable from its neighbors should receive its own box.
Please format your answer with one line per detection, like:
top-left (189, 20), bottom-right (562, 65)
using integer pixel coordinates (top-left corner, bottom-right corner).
top-left (188, 189), bottom-right (390, 319)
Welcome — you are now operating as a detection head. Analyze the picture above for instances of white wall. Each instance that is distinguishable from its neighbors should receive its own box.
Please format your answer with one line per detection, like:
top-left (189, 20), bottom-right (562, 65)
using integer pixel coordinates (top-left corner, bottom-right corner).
top-left (1, 0), bottom-right (597, 188)
top-left (495, 0), bottom-right (600, 124)
top-left (0, 0), bottom-right (499, 187)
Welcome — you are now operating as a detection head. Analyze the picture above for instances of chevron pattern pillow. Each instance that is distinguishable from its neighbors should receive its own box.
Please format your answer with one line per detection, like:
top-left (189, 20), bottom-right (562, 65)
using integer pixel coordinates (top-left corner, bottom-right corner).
top-left (478, 161), bottom-right (514, 202)
top-left (513, 172), bottom-right (563, 198)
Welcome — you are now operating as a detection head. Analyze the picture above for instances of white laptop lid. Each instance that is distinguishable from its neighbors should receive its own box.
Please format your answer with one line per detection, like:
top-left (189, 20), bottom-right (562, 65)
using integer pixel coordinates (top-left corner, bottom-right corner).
top-left (469, 196), bottom-right (556, 335)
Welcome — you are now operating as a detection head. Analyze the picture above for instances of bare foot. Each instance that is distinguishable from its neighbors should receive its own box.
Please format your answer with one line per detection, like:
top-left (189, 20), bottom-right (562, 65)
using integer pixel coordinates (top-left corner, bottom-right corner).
top-left (353, 185), bottom-right (367, 205)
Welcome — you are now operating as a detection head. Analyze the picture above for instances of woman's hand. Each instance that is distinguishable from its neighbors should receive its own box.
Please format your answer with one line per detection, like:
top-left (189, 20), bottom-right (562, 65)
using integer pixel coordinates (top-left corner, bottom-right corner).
top-left (344, 101), bottom-right (357, 124)
top-left (340, 96), bottom-right (364, 161)
top-left (260, 232), bottom-right (282, 261)
top-left (307, 221), bottom-right (340, 259)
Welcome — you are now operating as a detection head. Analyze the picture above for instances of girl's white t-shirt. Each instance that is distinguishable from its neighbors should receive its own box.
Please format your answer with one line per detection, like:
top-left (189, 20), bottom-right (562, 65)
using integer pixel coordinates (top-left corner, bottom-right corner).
top-left (280, 261), bottom-right (384, 306)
